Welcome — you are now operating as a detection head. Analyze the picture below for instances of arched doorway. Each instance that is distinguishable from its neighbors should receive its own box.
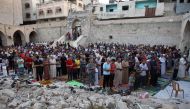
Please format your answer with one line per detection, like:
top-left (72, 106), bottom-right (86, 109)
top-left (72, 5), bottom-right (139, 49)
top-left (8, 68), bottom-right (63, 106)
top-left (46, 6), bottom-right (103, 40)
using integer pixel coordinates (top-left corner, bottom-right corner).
top-left (72, 19), bottom-right (82, 40)
top-left (29, 31), bottom-right (37, 43)
top-left (183, 21), bottom-right (190, 49)
top-left (13, 30), bottom-right (25, 46)
top-left (0, 31), bottom-right (7, 47)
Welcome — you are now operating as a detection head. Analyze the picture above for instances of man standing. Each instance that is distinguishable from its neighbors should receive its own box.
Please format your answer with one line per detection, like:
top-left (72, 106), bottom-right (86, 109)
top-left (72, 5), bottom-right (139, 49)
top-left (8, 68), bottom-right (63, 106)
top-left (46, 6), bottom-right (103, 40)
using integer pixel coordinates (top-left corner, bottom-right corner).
top-left (178, 55), bottom-right (187, 79)
top-left (122, 57), bottom-right (129, 84)
top-left (139, 60), bottom-right (148, 87)
top-left (101, 55), bottom-right (106, 75)
top-left (25, 54), bottom-right (33, 74)
top-left (80, 56), bottom-right (86, 80)
top-left (49, 55), bottom-right (57, 79)
top-left (75, 57), bottom-right (80, 79)
top-left (103, 58), bottom-right (111, 90)
top-left (110, 58), bottom-right (116, 89)
top-left (95, 56), bottom-right (102, 79)
top-left (173, 57), bottom-right (179, 80)
top-left (56, 56), bottom-right (62, 77)
top-left (66, 55), bottom-right (74, 81)
top-left (86, 58), bottom-right (96, 86)
top-left (61, 54), bottom-right (67, 75)
top-left (43, 56), bottom-right (50, 80)
top-left (159, 54), bottom-right (166, 76)
top-left (150, 56), bottom-right (158, 86)
top-left (34, 56), bottom-right (43, 81)
top-left (114, 58), bottom-right (122, 89)
top-left (17, 56), bottom-right (25, 77)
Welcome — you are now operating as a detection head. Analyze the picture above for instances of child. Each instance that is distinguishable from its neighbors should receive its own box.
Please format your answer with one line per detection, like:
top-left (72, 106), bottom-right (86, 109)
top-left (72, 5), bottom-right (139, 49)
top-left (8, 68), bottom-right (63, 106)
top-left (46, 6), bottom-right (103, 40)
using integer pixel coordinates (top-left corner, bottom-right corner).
top-left (128, 71), bottom-right (135, 91)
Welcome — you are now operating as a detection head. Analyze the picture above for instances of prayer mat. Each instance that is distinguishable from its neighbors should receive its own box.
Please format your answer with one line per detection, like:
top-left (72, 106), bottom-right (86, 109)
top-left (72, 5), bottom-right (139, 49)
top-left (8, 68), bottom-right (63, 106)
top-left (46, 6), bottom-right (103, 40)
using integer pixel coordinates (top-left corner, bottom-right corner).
top-left (140, 78), bottom-right (171, 96)
top-left (39, 80), bottom-right (52, 85)
top-left (66, 80), bottom-right (84, 87)
top-left (161, 74), bottom-right (172, 80)
top-left (157, 78), bottom-right (171, 89)
top-left (182, 77), bottom-right (190, 82)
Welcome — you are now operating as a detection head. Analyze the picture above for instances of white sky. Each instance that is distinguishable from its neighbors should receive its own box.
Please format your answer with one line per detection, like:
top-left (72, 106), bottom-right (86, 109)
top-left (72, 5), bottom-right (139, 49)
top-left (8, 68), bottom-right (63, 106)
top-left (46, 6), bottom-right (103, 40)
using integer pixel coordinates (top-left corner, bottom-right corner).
top-left (99, 0), bottom-right (109, 4)
top-left (98, 0), bottom-right (126, 4)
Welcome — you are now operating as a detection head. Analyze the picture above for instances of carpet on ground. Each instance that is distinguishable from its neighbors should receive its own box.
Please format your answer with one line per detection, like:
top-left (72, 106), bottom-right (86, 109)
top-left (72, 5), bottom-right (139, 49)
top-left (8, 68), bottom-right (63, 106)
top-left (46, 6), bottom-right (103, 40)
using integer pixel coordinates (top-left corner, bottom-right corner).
top-left (182, 77), bottom-right (190, 82)
top-left (141, 77), bottom-right (171, 96)
top-left (39, 80), bottom-right (52, 85)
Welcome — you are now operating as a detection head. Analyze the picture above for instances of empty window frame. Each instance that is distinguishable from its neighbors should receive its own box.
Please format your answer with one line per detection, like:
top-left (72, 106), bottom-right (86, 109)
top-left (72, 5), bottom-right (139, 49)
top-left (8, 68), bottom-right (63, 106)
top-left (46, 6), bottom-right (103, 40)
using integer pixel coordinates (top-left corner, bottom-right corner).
top-left (180, 0), bottom-right (184, 3)
top-left (100, 7), bottom-right (103, 11)
top-left (122, 5), bottom-right (129, 11)
top-left (47, 9), bottom-right (53, 14)
top-left (110, 9), bottom-right (114, 12)
top-left (39, 10), bottom-right (44, 16)
top-left (78, 3), bottom-right (83, 7)
top-left (56, 7), bottom-right (62, 13)
top-left (25, 3), bottom-right (30, 9)
top-left (26, 13), bottom-right (31, 18)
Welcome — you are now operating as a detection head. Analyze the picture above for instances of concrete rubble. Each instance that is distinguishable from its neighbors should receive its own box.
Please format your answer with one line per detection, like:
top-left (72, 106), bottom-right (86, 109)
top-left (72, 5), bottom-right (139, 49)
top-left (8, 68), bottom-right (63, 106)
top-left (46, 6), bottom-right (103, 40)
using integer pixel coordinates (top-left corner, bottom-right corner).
top-left (0, 77), bottom-right (189, 109)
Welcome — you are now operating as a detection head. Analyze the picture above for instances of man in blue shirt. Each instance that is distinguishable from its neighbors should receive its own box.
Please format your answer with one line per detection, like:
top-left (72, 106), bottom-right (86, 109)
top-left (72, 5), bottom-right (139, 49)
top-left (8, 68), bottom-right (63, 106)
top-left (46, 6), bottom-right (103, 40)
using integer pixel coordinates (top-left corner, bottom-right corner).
top-left (103, 58), bottom-right (111, 89)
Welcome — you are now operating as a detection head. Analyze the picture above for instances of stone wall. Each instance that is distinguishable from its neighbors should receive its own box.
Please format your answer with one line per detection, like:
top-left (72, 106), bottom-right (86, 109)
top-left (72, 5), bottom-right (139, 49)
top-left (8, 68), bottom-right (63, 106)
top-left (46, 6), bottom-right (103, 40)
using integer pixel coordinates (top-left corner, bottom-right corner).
top-left (36, 26), bottom-right (67, 42)
top-left (179, 13), bottom-right (190, 50)
top-left (164, 3), bottom-right (176, 16)
top-left (0, 0), bottom-right (23, 25)
top-left (90, 16), bottom-right (182, 47)
top-left (0, 13), bottom-right (186, 48)
top-left (0, 20), bottom-right (68, 45)
top-left (25, 21), bottom-right (68, 42)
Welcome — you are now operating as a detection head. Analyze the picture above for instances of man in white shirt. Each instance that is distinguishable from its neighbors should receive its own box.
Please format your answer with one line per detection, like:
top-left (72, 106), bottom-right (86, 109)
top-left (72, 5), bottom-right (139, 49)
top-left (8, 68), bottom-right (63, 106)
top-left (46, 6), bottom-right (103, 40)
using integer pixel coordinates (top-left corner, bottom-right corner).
top-left (139, 60), bottom-right (148, 87)
top-left (178, 55), bottom-right (187, 78)
top-left (159, 54), bottom-right (166, 75)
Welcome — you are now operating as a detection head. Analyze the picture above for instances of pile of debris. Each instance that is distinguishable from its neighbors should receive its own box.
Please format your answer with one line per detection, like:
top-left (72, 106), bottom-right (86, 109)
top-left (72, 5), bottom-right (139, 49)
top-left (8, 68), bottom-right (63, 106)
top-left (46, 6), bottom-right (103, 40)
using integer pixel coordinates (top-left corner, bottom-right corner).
top-left (0, 77), bottom-right (189, 109)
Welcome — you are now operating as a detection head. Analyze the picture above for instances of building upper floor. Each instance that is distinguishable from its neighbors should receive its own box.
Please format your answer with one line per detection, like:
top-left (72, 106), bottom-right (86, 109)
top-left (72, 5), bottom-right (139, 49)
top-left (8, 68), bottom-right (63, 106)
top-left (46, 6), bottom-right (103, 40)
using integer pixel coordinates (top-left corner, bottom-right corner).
top-left (22, 0), bottom-right (40, 22)
top-left (36, 0), bottom-right (84, 20)
top-left (175, 0), bottom-right (190, 14)
top-left (94, 0), bottom-right (165, 20)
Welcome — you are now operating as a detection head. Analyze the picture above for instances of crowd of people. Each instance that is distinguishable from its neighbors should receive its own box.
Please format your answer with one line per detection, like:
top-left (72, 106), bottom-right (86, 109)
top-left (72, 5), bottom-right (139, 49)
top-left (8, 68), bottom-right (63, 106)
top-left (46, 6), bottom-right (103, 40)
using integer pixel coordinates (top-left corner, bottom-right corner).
top-left (0, 42), bottom-right (190, 91)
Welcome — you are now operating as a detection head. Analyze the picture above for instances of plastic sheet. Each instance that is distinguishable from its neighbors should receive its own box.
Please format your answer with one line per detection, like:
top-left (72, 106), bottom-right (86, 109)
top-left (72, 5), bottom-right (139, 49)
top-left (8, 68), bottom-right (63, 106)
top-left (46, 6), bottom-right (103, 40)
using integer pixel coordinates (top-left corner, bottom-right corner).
top-left (66, 80), bottom-right (84, 87)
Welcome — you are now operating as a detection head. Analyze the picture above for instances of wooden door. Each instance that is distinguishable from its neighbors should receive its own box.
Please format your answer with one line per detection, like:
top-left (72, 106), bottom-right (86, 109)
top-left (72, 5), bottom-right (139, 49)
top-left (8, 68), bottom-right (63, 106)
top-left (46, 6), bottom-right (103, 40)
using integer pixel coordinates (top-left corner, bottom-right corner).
top-left (145, 7), bottom-right (156, 17)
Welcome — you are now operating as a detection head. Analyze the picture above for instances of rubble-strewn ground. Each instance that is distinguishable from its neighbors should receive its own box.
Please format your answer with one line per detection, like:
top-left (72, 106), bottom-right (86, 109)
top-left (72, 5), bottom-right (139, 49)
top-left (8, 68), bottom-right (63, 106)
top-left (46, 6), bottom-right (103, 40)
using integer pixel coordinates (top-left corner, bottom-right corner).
top-left (0, 77), bottom-right (190, 109)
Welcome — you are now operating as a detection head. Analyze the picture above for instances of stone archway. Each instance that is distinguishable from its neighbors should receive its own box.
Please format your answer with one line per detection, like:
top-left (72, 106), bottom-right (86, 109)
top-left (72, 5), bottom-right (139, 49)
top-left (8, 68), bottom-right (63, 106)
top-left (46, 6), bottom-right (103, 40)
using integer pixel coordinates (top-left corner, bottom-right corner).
top-left (0, 31), bottom-right (7, 47)
top-left (29, 31), bottom-right (37, 43)
top-left (182, 21), bottom-right (190, 49)
top-left (72, 19), bottom-right (82, 40)
top-left (13, 30), bottom-right (26, 46)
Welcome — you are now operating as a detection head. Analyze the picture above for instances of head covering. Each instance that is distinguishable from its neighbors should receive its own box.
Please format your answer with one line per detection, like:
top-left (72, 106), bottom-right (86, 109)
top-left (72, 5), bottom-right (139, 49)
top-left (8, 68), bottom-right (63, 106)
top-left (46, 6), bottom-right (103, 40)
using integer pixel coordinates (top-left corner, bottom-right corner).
top-left (111, 57), bottom-right (116, 60)
top-left (107, 57), bottom-right (111, 62)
